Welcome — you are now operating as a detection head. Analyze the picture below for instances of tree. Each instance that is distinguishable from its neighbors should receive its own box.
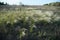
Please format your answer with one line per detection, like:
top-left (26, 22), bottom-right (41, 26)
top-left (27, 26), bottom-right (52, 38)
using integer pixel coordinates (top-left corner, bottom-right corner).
top-left (44, 2), bottom-right (60, 6)
top-left (0, 2), bottom-right (8, 5)
top-left (20, 2), bottom-right (24, 6)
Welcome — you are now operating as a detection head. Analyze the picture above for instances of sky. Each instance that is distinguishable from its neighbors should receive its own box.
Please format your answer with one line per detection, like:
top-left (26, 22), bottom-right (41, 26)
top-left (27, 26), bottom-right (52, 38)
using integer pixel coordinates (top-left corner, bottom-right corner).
top-left (0, 0), bottom-right (60, 5)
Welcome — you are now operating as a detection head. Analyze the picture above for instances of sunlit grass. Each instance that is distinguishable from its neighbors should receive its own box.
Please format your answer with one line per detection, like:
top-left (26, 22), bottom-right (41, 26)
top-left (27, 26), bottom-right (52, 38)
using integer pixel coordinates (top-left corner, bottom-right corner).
top-left (0, 8), bottom-right (60, 40)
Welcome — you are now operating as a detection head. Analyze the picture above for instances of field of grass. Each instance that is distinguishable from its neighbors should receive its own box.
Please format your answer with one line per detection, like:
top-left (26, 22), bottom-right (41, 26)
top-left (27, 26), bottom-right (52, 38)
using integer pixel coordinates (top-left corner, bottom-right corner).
top-left (0, 6), bottom-right (60, 40)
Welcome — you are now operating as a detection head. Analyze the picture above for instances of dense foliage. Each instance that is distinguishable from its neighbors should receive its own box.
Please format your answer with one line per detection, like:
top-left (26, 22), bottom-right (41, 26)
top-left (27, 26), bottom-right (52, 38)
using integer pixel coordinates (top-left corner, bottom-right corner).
top-left (0, 7), bottom-right (60, 40)
top-left (44, 2), bottom-right (60, 6)
top-left (0, 2), bottom-right (8, 5)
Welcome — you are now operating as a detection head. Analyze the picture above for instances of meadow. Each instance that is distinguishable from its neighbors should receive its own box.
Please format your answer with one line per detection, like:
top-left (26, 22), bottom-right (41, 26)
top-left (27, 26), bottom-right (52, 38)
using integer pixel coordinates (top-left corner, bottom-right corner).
top-left (0, 6), bottom-right (60, 40)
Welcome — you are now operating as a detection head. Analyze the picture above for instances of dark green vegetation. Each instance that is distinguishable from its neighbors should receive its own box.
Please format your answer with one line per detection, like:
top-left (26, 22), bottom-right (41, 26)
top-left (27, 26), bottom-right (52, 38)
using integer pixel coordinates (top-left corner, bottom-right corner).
top-left (44, 2), bottom-right (60, 6)
top-left (0, 2), bottom-right (60, 40)
top-left (0, 2), bottom-right (8, 5)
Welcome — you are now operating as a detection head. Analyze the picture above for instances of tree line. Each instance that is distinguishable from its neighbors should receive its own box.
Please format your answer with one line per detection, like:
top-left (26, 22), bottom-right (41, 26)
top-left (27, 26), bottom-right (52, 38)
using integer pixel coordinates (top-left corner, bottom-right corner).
top-left (0, 2), bottom-right (8, 5)
top-left (44, 2), bottom-right (60, 6)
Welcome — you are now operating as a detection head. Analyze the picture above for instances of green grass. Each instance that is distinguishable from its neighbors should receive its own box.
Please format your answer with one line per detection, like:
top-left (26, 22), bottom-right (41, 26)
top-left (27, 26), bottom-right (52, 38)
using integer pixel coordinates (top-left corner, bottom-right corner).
top-left (0, 8), bottom-right (60, 40)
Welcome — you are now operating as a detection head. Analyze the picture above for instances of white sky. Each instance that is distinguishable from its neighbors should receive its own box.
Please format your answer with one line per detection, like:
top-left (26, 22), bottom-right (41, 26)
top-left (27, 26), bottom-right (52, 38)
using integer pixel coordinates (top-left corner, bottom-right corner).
top-left (0, 0), bottom-right (60, 5)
